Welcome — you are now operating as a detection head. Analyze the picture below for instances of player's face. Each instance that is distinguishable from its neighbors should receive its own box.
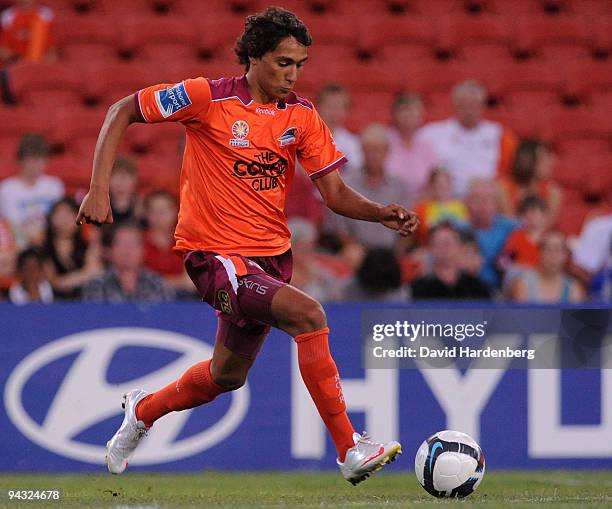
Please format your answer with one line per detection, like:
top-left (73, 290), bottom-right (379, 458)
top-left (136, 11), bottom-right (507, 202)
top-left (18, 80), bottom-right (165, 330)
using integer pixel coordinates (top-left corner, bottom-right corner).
top-left (251, 36), bottom-right (308, 101)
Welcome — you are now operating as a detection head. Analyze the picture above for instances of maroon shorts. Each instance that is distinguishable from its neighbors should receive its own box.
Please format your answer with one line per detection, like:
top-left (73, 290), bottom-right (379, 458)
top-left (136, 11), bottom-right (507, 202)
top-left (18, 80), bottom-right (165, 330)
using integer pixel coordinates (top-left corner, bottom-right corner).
top-left (184, 249), bottom-right (293, 359)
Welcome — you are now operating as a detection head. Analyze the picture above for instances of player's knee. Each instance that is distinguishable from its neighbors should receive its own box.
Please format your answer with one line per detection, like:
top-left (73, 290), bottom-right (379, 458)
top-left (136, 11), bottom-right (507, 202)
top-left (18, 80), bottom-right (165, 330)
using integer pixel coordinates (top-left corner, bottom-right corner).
top-left (297, 298), bottom-right (327, 333)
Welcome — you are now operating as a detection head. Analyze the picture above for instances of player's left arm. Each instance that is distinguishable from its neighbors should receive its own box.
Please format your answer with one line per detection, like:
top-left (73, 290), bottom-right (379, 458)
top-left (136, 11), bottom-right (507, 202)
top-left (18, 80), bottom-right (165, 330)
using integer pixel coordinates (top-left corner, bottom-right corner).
top-left (314, 171), bottom-right (419, 237)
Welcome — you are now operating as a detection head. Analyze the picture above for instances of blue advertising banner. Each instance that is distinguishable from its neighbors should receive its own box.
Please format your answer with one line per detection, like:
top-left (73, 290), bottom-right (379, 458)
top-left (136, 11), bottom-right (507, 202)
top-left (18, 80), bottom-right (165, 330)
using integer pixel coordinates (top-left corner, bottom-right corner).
top-left (0, 303), bottom-right (610, 472)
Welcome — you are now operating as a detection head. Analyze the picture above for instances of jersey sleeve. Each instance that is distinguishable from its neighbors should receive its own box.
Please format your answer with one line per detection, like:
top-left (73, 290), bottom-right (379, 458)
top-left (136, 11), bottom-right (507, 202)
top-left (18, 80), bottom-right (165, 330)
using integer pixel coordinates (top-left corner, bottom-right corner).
top-left (135, 77), bottom-right (211, 124)
top-left (297, 107), bottom-right (347, 180)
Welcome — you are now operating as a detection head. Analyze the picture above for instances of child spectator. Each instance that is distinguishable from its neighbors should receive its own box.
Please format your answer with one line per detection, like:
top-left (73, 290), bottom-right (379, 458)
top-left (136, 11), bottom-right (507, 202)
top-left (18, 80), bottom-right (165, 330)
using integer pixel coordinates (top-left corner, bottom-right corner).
top-left (499, 139), bottom-right (561, 225)
top-left (8, 247), bottom-right (53, 304)
top-left (459, 230), bottom-right (484, 278)
top-left (142, 190), bottom-right (195, 296)
top-left (43, 197), bottom-right (102, 300)
top-left (0, 133), bottom-right (64, 248)
top-left (109, 155), bottom-right (142, 224)
top-left (510, 231), bottom-right (585, 303)
top-left (498, 195), bottom-right (549, 289)
top-left (413, 167), bottom-right (468, 244)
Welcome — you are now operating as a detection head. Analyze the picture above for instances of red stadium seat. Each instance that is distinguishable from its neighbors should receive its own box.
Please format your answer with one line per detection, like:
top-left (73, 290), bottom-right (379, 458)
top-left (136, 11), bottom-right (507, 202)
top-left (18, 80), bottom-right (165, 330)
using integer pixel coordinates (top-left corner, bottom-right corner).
top-left (126, 122), bottom-right (185, 158)
top-left (136, 154), bottom-right (182, 195)
top-left (346, 90), bottom-right (394, 131)
top-left (47, 155), bottom-right (90, 196)
top-left (358, 15), bottom-right (434, 60)
top-left (98, 0), bottom-right (174, 15)
top-left (544, 109), bottom-right (611, 145)
top-left (51, 108), bottom-right (108, 154)
top-left (300, 15), bottom-right (359, 46)
top-left (84, 62), bottom-right (163, 105)
top-left (121, 16), bottom-right (198, 63)
top-left (486, 62), bottom-right (562, 109)
top-left (56, 15), bottom-right (119, 62)
top-left (404, 63), bottom-right (470, 99)
top-left (7, 62), bottom-right (84, 108)
top-left (435, 15), bottom-right (512, 61)
top-left (564, 61), bottom-right (612, 99)
top-left (554, 200), bottom-right (592, 236)
top-left (514, 15), bottom-right (593, 60)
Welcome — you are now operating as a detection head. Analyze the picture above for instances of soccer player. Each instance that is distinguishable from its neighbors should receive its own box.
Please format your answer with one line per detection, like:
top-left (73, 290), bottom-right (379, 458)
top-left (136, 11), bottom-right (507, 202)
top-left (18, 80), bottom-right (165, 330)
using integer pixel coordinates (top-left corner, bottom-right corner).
top-left (76, 7), bottom-right (418, 485)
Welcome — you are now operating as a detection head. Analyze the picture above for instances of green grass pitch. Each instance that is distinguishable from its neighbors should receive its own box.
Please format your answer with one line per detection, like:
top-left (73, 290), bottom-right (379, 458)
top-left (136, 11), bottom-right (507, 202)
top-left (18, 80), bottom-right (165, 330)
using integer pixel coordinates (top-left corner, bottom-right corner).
top-left (0, 471), bottom-right (611, 508)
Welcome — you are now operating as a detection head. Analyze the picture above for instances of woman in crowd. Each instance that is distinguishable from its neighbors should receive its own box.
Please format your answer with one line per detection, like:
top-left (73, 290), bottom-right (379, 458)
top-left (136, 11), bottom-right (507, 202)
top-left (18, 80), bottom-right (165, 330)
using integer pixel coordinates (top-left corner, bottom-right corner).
top-left (510, 230), bottom-right (585, 303)
top-left (500, 139), bottom-right (562, 225)
top-left (43, 197), bottom-right (102, 299)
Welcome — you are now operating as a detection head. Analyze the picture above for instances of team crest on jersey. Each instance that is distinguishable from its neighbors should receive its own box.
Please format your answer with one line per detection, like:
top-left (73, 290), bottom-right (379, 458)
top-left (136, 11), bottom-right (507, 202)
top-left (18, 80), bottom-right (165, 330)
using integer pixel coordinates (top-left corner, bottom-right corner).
top-left (154, 82), bottom-right (192, 118)
top-left (277, 127), bottom-right (299, 147)
top-left (230, 120), bottom-right (250, 148)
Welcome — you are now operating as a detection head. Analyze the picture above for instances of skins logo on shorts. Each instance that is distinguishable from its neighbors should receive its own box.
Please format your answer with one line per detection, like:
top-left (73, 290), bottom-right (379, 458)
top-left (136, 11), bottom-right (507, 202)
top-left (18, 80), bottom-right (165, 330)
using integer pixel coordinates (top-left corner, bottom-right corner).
top-left (154, 82), bottom-right (192, 118)
top-left (277, 127), bottom-right (298, 147)
top-left (217, 290), bottom-right (233, 314)
top-left (230, 120), bottom-right (250, 148)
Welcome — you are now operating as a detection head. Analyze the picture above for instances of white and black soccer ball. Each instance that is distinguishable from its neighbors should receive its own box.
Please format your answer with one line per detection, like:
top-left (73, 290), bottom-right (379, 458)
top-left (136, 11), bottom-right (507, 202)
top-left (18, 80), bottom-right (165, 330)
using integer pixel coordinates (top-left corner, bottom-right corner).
top-left (414, 430), bottom-right (485, 498)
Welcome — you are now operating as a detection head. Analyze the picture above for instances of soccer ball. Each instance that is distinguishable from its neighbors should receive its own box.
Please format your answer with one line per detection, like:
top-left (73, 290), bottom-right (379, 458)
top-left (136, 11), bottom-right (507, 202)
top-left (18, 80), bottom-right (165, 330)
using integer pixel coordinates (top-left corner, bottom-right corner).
top-left (414, 430), bottom-right (485, 498)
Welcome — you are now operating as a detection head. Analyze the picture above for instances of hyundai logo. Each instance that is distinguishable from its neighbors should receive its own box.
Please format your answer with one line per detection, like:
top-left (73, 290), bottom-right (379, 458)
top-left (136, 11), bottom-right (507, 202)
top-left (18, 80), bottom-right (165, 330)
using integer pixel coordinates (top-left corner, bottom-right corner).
top-left (4, 328), bottom-right (249, 465)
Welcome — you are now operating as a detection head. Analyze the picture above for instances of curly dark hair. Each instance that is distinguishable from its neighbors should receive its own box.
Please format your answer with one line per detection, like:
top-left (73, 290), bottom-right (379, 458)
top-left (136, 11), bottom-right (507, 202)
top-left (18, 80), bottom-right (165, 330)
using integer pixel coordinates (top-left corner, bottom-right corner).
top-left (234, 7), bottom-right (312, 70)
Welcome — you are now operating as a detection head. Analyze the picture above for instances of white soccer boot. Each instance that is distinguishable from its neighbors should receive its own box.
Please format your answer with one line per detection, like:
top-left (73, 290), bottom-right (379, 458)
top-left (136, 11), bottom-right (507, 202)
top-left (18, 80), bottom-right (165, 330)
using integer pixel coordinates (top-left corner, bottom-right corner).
top-left (105, 389), bottom-right (149, 474)
top-left (337, 431), bottom-right (402, 485)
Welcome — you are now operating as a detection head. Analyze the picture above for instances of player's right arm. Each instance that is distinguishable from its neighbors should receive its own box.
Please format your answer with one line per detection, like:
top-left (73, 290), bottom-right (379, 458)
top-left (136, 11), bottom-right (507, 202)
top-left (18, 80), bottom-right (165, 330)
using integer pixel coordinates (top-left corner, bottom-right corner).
top-left (76, 78), bottom-right (211, 226)
top-left (76, 95), bottom-right (141, 226)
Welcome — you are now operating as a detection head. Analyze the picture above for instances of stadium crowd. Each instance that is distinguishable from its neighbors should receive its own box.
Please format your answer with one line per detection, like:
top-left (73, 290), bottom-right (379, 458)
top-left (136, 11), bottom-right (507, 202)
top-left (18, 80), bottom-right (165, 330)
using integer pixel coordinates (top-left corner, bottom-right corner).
top-left (0, 0), bottom-right (610, 304)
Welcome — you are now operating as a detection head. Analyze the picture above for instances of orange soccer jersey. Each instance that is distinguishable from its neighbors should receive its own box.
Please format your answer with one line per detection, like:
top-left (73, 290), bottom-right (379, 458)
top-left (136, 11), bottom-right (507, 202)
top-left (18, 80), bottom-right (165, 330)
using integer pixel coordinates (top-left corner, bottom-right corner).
top-left (136, 75), bottom-right (346, 257)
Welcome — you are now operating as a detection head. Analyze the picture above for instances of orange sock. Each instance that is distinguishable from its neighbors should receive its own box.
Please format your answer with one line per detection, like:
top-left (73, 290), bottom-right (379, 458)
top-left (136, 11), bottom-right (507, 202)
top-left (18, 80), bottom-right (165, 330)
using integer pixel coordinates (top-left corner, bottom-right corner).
top-left (136, 359), bottom-right (226, 428)
top-left (295, 327), bottom-right (355, 462)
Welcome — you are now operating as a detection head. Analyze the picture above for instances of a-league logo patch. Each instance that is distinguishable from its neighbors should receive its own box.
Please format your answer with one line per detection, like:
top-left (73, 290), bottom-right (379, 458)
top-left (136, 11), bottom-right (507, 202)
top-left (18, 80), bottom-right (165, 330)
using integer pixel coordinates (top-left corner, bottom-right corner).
top-left (277, 127), bottom-right (298, 147)
top-left (230, 120), bottom-right (250, 148)
top-left (217, 290), bottom-right (233, 315)
top-left (154, 82), bottom-right (192, 118)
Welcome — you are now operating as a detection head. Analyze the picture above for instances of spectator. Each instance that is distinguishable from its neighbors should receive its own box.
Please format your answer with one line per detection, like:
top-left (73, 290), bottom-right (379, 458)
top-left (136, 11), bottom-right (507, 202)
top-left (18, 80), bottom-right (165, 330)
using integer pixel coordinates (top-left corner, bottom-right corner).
top-left (499, 139), bottom-right (562, 225)
top-left (324, 123), bottom-right (406, 252)
top-left (43, 197), bottom-right (102, 300)
top-left (464, 178), bottom-right (517, 290)
top-left (82, 222), bottom-right (175, 302)
top-left (413, 167), bottom-right (468, 244)
top-left (386, 93), bottom-right (437, 204)
top-left (573, 213), bottom-right (612, 300)
top-left (459, 229), bottom-right (484, 278)
top-left (418, 80), bottom-right (518, 197)
top-left (510, 231), bottom-right (585, 303)
top-left (411, 222), bottom-right (491, 300)
top-left (0, 0), bottom-right (57, 63)
top-left (316, 82), bottom-right (363, 174)
top-left (0, 133), bottom-right (64, 248)
top-left (498, 196), bottom-right (548, 289)
top-left (8, 247), bottom-right (53, 304)
top-left (0, 217), bottom-right (17, 296)
top-left (109, 155), bottom-right (142, 224)
top-left (142, 190), bottom-right (195, 296)
top-left (343, 247), bottom-right (406, 301)
top-left (288, 218), bottom-right (344, 302)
